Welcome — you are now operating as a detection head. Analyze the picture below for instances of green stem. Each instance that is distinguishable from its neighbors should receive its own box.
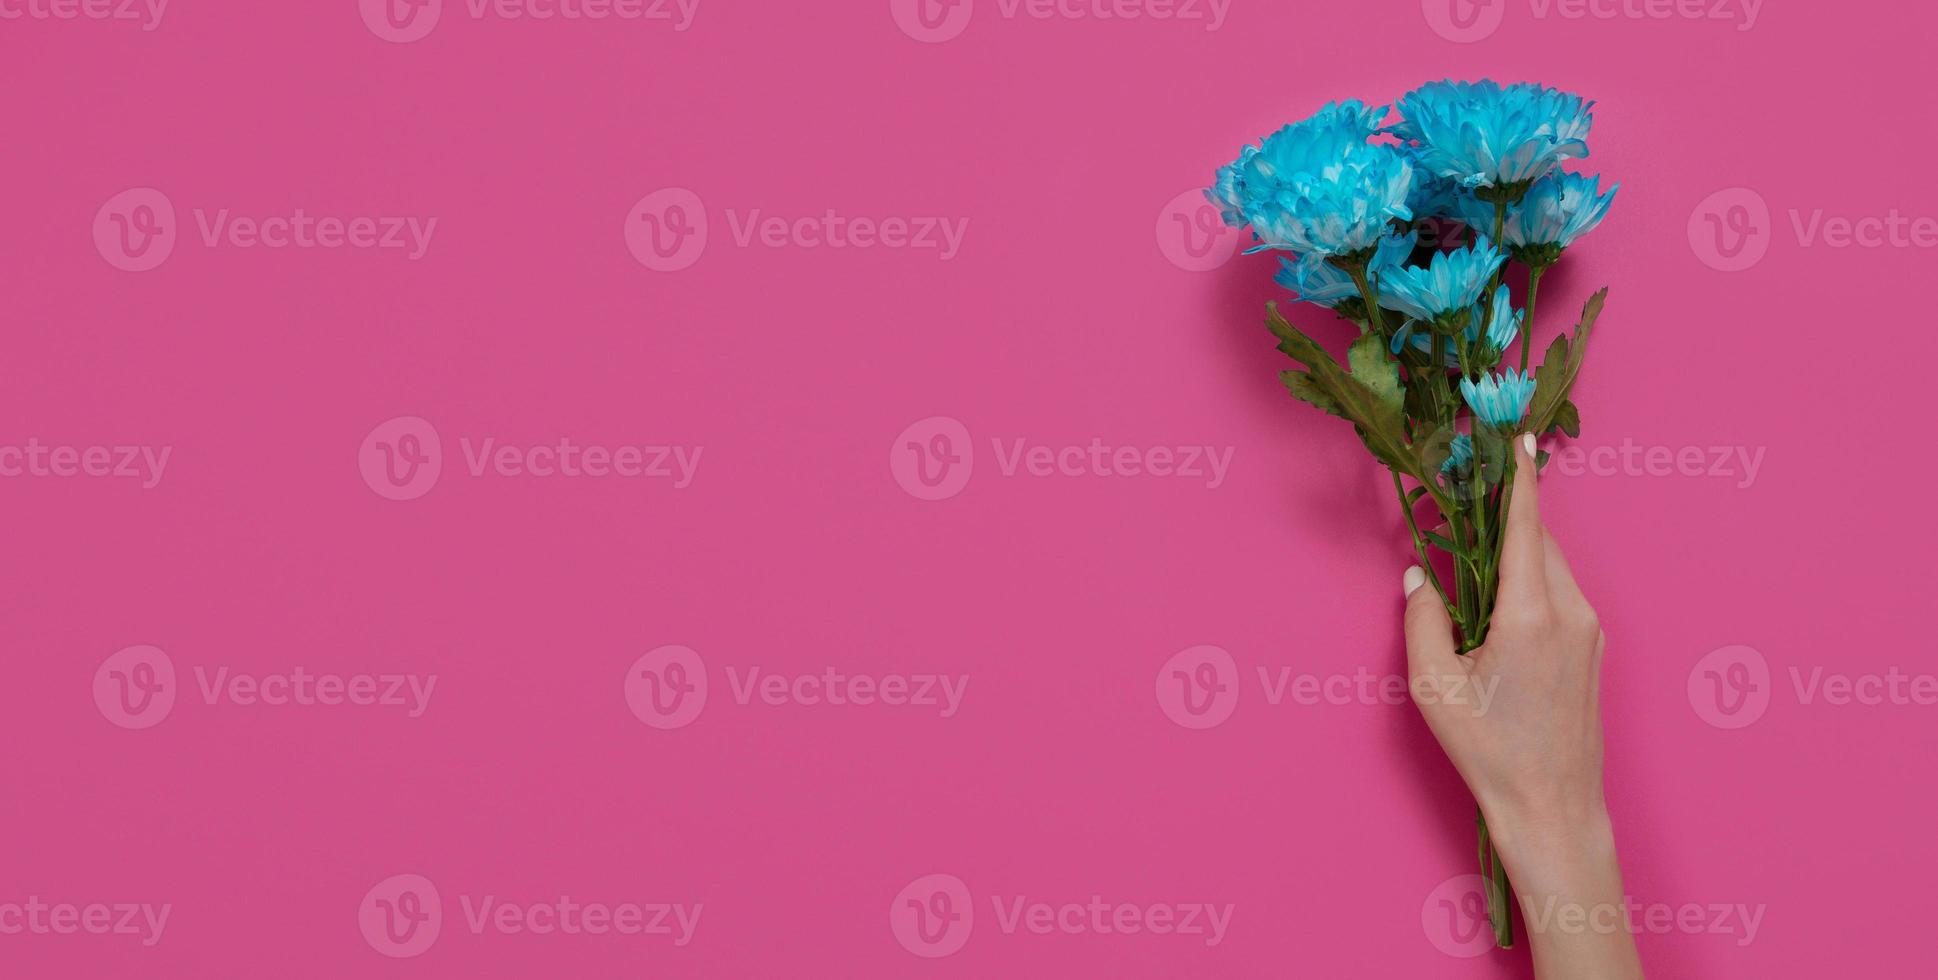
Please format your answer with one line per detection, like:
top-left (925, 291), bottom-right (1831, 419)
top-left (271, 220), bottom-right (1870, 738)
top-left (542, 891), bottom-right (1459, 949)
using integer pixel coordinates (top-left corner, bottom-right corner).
top-left (1344, 262), bottom-right (1386, 336)
top-left (1430, 331), bottom-right (1449, 418)
top-left (1477, 808), bottom-right (1516, 948)
top-left (1393, 471), bottom-right (1456, 622)
top-left (1519, 265), bottom-right (1545, 374)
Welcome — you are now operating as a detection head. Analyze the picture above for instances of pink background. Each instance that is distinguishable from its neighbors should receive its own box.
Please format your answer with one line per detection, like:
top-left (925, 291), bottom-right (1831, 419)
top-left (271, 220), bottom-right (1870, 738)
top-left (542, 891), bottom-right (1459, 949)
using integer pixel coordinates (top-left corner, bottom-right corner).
top-left (5, 0), bottom-right (1935, 975)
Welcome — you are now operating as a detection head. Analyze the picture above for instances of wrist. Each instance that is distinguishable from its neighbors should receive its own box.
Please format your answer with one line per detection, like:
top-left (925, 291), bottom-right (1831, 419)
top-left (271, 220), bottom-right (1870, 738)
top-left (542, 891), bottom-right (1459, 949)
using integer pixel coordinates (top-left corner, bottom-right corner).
top-left (1480, 794), bottom-right (1615, 880)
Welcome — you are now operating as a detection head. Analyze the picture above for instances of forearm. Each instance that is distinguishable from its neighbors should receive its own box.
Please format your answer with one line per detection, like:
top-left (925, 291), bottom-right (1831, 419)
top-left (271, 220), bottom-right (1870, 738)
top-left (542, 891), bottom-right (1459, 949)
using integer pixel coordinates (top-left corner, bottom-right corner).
top-left (1485, 803), bottom-right (1644, 979)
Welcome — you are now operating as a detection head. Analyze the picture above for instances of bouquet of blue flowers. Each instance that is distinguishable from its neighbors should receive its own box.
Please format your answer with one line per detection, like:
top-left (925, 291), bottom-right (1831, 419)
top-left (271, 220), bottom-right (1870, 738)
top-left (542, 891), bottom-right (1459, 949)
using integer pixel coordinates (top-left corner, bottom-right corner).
top-left (1208, 80), bottom-right (1617, 949)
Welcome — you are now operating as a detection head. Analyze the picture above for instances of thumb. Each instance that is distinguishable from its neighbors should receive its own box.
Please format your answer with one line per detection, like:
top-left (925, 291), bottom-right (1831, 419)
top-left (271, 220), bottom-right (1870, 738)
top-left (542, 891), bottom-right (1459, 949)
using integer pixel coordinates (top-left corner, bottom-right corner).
top-left (1402, 565), bottom-right (1459, 676)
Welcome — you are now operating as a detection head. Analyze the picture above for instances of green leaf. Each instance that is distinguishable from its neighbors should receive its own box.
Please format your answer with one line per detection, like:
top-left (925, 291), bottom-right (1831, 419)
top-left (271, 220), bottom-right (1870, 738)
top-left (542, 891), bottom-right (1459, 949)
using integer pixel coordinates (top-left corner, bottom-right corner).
top-left (1423, 530), bottom-right (1468, 557)
top-left (1281, 371), bottom-right (1343, 418)
top-left (1525, 288), bottom-right (1606, 437)
top-left (1474, 425), bottom-right (1512, 489)
top-left (1264, 303), bottom-right (1419, 478)
top-left (1548, 400), bottom-right (1582, 438)
top-left (1348, 332), bottom-right (1404, 415)
top-left (1413, 423), bottom-right (1458, 481)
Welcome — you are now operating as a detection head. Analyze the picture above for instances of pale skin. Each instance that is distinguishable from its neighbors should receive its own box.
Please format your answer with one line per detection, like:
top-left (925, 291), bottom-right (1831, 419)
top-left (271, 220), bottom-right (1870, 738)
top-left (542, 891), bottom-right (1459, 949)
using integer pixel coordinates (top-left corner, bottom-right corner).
top-left (1404, 432), bottom-right (1644, 979)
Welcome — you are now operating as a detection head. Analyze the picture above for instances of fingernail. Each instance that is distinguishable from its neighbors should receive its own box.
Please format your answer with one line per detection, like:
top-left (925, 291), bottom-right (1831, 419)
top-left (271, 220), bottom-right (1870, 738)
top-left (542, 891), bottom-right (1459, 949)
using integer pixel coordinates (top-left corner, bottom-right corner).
top-left (1520, 433), bottom-right (1537, 459)
top-left (1403, 566), bottom-right (1426, 597)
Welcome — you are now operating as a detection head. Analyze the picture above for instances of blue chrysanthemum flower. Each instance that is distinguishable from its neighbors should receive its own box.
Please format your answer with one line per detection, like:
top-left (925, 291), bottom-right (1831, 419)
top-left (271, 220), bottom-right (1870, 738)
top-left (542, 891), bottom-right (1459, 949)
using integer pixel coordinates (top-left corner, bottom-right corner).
top-left (1391, 80), bottom-right (1594, 194)
top-left (1401, 145), bottom-right (1463, 219)
top-left (1209, 101), bottom-right (1384, 223)
top-left (1207, 101), bottom-right (1414, 257)
top-left (1387, 283), bottom-right (1518, 363)
top-left (1274, 231), bottom-right (1416, 309)
top-left (1377, 234), bottom-right (1506, 323)
top-left (1455, 172), bottom-right (1617, 253)
top-left (1441, 433), bottom-right (1474, 475)
top-left (1460, 368), bottom-right (1537, 428)
top-left (1478, 284), bottom-right (1521, 353)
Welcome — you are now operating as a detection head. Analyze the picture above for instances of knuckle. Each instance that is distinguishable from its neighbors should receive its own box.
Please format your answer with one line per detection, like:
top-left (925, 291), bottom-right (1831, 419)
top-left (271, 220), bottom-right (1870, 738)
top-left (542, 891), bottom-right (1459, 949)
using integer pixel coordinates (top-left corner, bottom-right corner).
top-left (1573, 605), bottom-right (1601, 637)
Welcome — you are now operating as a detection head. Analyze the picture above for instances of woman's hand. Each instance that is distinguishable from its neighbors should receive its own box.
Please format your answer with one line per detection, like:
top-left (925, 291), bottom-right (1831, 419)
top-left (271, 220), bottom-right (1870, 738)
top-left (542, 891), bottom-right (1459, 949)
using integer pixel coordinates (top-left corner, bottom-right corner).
top-left (1403, 433), bottom-right (1644, 979)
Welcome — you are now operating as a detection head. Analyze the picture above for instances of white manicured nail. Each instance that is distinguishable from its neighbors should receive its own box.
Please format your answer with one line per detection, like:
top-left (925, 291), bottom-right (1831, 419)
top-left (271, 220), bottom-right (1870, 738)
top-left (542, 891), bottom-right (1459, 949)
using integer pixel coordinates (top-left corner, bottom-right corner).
top-left (1520, 433), bottom-right (1537, 458)
top-left (1403, 566), bottom-right (1426, 597)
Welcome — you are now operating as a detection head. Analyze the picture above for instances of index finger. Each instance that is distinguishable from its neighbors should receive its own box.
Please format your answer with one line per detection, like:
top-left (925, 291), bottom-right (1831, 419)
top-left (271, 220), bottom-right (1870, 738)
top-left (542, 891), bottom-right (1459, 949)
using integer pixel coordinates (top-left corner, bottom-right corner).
top-left (1497, 432), bottom-right (1546, 609)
